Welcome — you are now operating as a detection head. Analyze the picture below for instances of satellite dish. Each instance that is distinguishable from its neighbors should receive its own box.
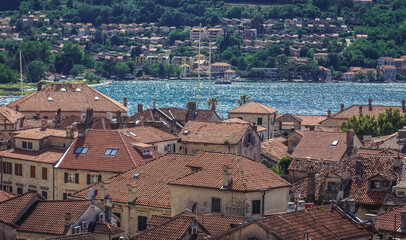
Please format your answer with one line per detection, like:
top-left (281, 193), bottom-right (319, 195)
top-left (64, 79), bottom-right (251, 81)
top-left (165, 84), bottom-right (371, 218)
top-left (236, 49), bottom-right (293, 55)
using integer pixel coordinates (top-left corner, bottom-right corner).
top-left (88, 188), bottom-right (98, 200)
top-left (336, 191), bottom-right (344, 202)
top-left (191, 202), bottom-right (197, 213)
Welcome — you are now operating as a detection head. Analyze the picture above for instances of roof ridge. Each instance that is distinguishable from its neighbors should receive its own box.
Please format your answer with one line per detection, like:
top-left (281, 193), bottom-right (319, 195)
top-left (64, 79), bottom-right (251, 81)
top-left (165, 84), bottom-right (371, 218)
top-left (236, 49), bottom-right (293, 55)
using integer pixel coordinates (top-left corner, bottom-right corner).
top-left (87, 86), bottom-right (127, 111)
top-left (117, 131), bottom-right (137, 167)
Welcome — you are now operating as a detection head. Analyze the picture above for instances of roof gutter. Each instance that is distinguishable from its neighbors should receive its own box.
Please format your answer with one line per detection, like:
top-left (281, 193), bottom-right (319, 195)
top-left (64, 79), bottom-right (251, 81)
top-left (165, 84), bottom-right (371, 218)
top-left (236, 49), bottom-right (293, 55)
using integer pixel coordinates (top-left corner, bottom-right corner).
top-left (54, 138), bottom-right (76, 168)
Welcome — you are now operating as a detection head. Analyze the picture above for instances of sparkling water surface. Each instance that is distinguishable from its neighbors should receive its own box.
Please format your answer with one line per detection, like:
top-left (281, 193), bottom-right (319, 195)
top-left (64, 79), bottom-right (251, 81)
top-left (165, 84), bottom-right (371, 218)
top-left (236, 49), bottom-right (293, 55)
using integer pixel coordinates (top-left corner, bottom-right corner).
top-left (1, 80), bottom-right (405, 119)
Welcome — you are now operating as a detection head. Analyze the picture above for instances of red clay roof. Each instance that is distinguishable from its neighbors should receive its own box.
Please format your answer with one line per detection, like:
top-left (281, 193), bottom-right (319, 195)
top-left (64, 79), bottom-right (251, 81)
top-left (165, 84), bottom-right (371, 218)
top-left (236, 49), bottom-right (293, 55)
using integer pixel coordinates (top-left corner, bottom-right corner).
top-left (44, 233), bottom-right (96, 240)
top-left (378, 204), bottom-right (406, 231)
top-left (0, 191), bottom-right (43, 224)
top-left (57, 129), bottom-right (160, 172)
top-left (228, 102), bottom-right (277, 114)
top-left (0, 147), bottom-right (66, 164)
top-left (180, 121), bottom-right (250, 145)
top-left (324, 105), bottom-right (403, 121)
top-left (0, 190), bottom-right (15, 203)
top-left (255, 206), bottom-right (373, 239)
top-left (17, 200), bottom-right (92, 235)
top-left (89, 222), bottom-right (125, 235)
top-left (261, 137), bottom-right (289, 162)
top-left (169, 151), bottom-right (290, 191)
top-left (0, 105), bottom-right (24, 124)
top-left (291, 131), bottom-right (349, 162)
top-left (72, 154), bottom-right (193, 208)
top-left (117, 127), bottom-right (179, 143)
top-left (7, 84), bottom-right (126, 113)
top-left (13, 127), bottom-right (67, 140)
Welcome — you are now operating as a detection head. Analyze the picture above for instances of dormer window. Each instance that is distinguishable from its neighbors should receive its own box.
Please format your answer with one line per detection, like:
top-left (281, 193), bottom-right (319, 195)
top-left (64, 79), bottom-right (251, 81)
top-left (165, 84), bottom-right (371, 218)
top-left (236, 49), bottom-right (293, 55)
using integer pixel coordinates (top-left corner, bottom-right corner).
top-left (104, 148), bottom-right (118, 156)
top-left (370, 180), bottom-right (391, 190)
top-left (74, 147), bottom-right (89, 154)
top-left (22, 141), bottom-right (33, 150)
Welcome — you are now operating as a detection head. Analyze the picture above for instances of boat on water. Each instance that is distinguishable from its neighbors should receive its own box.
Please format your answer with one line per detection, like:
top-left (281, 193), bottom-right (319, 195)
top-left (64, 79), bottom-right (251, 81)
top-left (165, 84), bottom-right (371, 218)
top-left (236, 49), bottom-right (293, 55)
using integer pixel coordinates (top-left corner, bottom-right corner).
top-left (215, 79), bottom-right (232, 84)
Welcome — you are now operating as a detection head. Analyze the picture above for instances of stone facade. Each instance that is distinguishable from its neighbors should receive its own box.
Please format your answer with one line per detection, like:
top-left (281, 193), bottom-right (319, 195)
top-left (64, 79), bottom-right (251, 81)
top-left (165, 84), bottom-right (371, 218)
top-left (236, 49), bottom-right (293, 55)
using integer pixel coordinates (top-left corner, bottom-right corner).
top-left (228, 113), bottom-right (276, 140)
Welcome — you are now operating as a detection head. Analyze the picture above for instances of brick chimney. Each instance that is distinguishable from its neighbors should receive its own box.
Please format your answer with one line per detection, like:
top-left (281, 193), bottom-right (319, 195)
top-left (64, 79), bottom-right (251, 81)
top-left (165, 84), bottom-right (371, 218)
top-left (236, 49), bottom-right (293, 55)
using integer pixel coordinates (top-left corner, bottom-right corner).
top-left (340, 104), bottom-right (344, 112)
top-left (37, 81), bottom-right (42, 91)
top-left (153, 99), bottom-right (156, 109)
top-left (327, 109), bottom-right (331, 117)
top-left (307, 171), bottom-right (316, 202)
top-left (64, 213), bottom-right (72, 227)
top-left (66, 126), bottom-right (73, 139)
top-left (355, 160), bottom-right (363, 176)
top-left (222, 165), bottom-right (232, 189)
top-left (186, 101), bottom-right (197, 120)
top-left (40, 118), bottom-right (47, 131)
top-left (402, 100), bottom-right (405, 113)
top-left (138, 104), bottom-right (143, 113)
top-left (364, 213), bottom-right (379, 230)
top-left (123, 97), bottom-right (127, 107)
top-left (104, 197), bottom-right (113, 223)
top-left (85, 108), bottom-right (93, 125)
top-left (343, 198), bottom-right (356, 214)
top-left (368, 99), bottom-right (372, 111)
top-left (359, 106), bottom-right (363, 116)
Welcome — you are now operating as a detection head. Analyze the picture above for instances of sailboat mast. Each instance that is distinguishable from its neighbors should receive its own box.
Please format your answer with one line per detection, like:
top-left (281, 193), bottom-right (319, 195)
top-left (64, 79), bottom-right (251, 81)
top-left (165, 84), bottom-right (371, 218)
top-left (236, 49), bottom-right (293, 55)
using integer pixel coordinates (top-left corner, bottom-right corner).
top-left (197, 23), bottom-right (202, 110)
top-left (20, 50), bottom-right (23, 97)
top-left (208, 39), bottom-right (212, 109)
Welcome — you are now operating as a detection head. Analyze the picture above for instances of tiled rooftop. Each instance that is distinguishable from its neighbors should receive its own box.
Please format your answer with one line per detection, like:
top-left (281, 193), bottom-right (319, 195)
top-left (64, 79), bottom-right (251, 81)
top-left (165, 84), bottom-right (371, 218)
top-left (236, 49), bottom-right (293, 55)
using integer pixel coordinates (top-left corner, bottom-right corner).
top-left (0, 147), bottom-right (66, 164)
top-left (228, 101), bottom-right (277, 114)
top-left (261, 137), bottom-right (289, 162)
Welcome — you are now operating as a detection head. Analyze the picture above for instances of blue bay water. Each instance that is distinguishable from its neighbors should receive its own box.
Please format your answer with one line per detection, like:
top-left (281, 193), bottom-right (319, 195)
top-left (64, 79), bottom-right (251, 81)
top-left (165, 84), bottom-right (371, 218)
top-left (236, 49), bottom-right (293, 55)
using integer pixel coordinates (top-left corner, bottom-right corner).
top-left (1, 80), bottom-right (405, 118)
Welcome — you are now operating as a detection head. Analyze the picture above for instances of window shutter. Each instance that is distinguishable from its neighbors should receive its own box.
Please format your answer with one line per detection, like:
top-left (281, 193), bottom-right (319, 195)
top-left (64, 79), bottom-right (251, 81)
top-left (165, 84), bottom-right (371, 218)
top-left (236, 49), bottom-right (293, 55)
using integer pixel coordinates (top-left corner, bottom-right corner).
top-left (42, 167), bottom-right (47, 180)
top-left (87, 174), bottom-right (91, 184)
top-left (30, 166), bottom-right (35, 178)
top-left (10, 163), bottom-right (12, 175)
top-left (10, 187), bottom-right (12, 193)
top-left (64, 172), bottom-right (68, 183)
top-left (75, 173), bottom-right (79, 184)
top-left (98, 175), bottom-right (102, 182)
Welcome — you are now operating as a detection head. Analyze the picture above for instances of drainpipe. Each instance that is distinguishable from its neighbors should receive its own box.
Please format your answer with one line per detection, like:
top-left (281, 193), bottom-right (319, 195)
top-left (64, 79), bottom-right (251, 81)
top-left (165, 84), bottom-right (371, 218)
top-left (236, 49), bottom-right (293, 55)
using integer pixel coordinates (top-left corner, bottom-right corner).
top-left (262, 191), bottom-right (266, 217)
top-left (52, 164), bottom-right (55, 200)
top-left (0, 156), bottom-right (3, 191)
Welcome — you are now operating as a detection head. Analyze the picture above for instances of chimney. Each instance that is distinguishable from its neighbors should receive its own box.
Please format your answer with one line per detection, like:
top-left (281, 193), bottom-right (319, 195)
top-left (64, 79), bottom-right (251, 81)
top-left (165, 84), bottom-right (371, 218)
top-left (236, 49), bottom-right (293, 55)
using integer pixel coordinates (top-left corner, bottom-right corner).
top-left (355, 160), bottom-right (363, 176)
top-left (364, 213), bottom-right (379, 230)
top-left (77, 123), bottom-right (87, 136)
top-left (137, 104), bottom-right (143, 113)
top-left (368, 99), bottom-right (372, 111)
top-left (123, 97), bottom-right (127, 107)
top-left (252, 123), bottom-right (257, 132)
top-left (100, 182), bottom-right (105, 199)
top-left (346, 130), bottom-right (354, 151)
top-left (402, 100), bottom-right (405, 113)
top-left (343, 198), bottom-right (356, 214)
top-left (307, 171), bottom-right (316, 202)
top-left (64, 213), bottom-right (72, 227)
top-left (327, 109), bottom-right (331, 117)
top-left (37, 81), bottom-right (42, 91)
top-left (128, 185), bottom-right (136, 204)
top-left (401, 211), bottom-right (406, 230)
top-left (86, 108), bottom-right (94, 125)
top-left (40, 118), bottom-right (47, 131)
top-left (393, 155), bottom-right (402, 168)
top-left (153, 99), bottom-right (156, 109)
top-left (222, 165), bottom-right (232, 189)
top-left (340, 104), bottom-right (344, 112)
top-left (66, 126), bottom-right (73, 139)
top-left (186, 101), bottom-right (197, 120)
top-left (104, 197), bottom-right (113, 223)
top-left (359, 106), bottom-right (363, 116)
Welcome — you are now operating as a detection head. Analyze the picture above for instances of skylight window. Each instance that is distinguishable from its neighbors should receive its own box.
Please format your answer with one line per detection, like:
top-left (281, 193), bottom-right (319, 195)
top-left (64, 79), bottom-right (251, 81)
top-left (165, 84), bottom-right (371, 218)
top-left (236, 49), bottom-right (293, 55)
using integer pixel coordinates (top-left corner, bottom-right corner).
top-left (135, 120), bottom-right (141, 124)
top-left (331, 140), bottom-right (339, 146)
top-left (74, 147), bottom-right (89, 154)
top-left (122, 132), bottom-right (131, 138)
top-left (60, 88), bottom-right (66, 92)
top-left (94, 96), bottom-right (99, 101)
top-left (48, 97), bottom-right (53, 101)
top-left (104, 148), bottom-right (118, 156)
top-left (128, 131), bottom-right (137, 137)
top-left (76, 88), bottom-right (81, 92)
top-left (161, 120), bottom-right (168, 126)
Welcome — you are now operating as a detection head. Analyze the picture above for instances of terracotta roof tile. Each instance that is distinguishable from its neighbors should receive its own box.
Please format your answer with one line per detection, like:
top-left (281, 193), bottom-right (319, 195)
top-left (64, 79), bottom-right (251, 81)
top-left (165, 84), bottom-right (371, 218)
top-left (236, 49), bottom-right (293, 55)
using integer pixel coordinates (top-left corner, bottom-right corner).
top-left (169, 151), bottom-right (290, 191)
top-left (72, 154), bottom-right (193, 208)
top-left (0, 191), bottom-right (43, 223)
top-left (7, 84), bottom-right (126, 113)
top-left (276, 114), bottom-right (327, 126)
top-left (180, 121), bottom-right (250, 145)
top-left (228, 102), bottom-right (277, 114)
top-left (0, 148), bottom-right (66, 164)
top-left (379, 204), bottom-right (406, 231)
top-left (291, 131), bottom-right (349, 162)
top-left (0, 190), bottom-right (15, 203)
top-left (89, 222), bottom-right (125, 235)
top-left (324, 105), bottom-right (403, 121)
top-left (117, 127), bottom-right (179, 143)
top-left (256, 206), bottom-right (373, 239)
top-left (0, 105), bottom-right (24, 124)
top-left (17, 200), bottom-right (92, 235)
top-left (222, 118), bottom-right (267, 131)
top-left (147, 215), bottom-right (172, 228)
top-left (13, 127), bottom-right (67, 140)
top-left (44, 233), bottom-right (96, 240)
top-left (57, 129), bottom-right (160, 172)
top-left (261, 137), bottom-right (289, 162)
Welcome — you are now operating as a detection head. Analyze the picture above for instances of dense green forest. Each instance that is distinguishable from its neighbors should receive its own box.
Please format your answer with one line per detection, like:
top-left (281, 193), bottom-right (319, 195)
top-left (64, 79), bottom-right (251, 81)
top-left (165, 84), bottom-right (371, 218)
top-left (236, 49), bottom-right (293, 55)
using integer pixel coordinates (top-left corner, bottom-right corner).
top-left (0, 0), bottom-right (406, 82)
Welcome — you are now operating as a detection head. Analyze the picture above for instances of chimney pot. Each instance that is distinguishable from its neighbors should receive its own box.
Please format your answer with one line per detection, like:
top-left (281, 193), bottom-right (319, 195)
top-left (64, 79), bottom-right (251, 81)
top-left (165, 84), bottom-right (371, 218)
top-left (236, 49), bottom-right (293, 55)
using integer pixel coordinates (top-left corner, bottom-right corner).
top-left (123, 97), bottom-right (127, 107)
top-left (368, 99), bottom-right (372, 111)
top-left (327, 109), bottom-right (331, 117)
top-left (364, 213), bottom-right (379, 230)
top-left (37, 81), bottom-right (42, 91)
top-left (340, 104), bottom-right (344, 112)
top-left (128, 184), bottom-right (136, 204)
top-left (222, 165), bottom-right (232, 189)
top-left (64, 213), bottom-right (72, 227)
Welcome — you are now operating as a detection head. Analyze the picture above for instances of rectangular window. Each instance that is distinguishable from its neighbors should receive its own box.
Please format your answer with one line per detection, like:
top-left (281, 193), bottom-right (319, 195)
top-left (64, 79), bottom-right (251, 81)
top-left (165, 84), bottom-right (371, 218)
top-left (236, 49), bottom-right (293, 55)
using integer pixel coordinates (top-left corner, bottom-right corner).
top-left (138, 216), bottom-right (147, 231)
top-left (3, 185), bottom-right (12, 193)
top-left (327, 182), bottom-right (337, 191)
top-left (237, 116), bottom-right (243, 119)
top-left (17, 187), bottom-right (23, 195)
top-left (42, 191), bottom-right (48, 199)
top-left (114, 212), bottom-right (121, 227)
top-left (257, 117), bottom-right (263, 125)
top-left (370, 180), bottom-right (380, 189)
top-left (63, 193), bottom-right (71, 200)
top-left (252, 200), bottom-right (261, 214)
top-left (247, 133), bottom-right (252, 143)
top-left (3, 162), bottom-right (11, 174)
top-left (212, 198), bottom-right (221, 212)
top-left (15, 164), bottom-right (22, 176)
top-left (87, 174), bottom-right (101, 184)
top-left (104, 148), bottom-right (119, 156)
top-left (42, 167), bottom-right (48, 180)
top-left (30, 166), bottom-right (36, 178)
top-left (382, 181), bottom-right (391, 188)
top-left (22, 141), bottom-right (33, 150)
top-left (74, 147), bottom-right (89, 154)
top-left (68, 173), bottom-right (77, 183)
